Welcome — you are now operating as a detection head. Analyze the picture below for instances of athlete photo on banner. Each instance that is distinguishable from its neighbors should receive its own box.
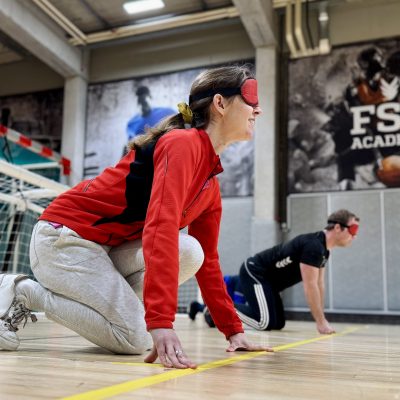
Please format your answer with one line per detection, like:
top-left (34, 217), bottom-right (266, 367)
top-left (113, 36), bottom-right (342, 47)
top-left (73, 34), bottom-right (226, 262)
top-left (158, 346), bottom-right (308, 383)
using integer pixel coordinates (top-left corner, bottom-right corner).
top-left (288, 37), bottom-right (400, 193)
top-left (85, 63), bottom-right (256, 197)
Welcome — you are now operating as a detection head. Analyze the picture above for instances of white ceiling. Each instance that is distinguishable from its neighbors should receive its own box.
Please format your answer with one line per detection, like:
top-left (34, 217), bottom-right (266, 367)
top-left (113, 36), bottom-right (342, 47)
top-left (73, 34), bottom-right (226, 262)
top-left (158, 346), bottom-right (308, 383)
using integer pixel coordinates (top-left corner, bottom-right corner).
top-left (49, 0), bottom-right (234, 34)
top-left (0, 0), bottom-right (234, 64)
top-left (0, 0), bottom-right (398, 65)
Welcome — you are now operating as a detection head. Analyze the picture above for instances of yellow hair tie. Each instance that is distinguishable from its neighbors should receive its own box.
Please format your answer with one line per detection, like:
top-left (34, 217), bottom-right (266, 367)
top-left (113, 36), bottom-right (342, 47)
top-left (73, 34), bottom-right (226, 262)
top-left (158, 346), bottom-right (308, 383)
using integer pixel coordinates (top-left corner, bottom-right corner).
top-left (177, 102), bottom-right (193, 125)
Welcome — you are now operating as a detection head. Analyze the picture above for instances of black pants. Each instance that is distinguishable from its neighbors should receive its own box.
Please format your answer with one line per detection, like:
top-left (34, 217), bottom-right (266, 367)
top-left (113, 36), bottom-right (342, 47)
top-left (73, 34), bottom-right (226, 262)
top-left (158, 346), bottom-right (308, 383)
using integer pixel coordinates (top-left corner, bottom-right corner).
top-left (235, 260), bottom-right (285, 331)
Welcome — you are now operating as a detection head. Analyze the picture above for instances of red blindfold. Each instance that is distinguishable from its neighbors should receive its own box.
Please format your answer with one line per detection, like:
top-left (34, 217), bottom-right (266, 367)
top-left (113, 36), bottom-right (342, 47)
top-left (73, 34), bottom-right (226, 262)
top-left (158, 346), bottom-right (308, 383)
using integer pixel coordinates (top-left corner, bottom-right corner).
top-left (240, 79), bottom-right (258, 106)
top-left (328, 220), bottom-right (359, 236)
top-left (189, 78), bottom-right (259, 107)
top-left (347, 224), bottom-right (359, 236)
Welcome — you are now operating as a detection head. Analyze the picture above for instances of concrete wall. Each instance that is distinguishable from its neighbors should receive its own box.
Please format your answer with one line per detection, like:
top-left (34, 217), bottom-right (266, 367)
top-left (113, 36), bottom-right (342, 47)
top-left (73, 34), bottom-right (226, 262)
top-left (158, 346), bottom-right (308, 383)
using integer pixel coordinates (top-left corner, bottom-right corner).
top-left (0, 58), bottom-right (63, 96)
top-left (89, 20), bottom-right (254, 82)
top-left (219, 197), bottom-right (253, 274)
top-left (284, 190), bottom-right (400, 315)
top-left (330, 0), bottom-right (400, 46)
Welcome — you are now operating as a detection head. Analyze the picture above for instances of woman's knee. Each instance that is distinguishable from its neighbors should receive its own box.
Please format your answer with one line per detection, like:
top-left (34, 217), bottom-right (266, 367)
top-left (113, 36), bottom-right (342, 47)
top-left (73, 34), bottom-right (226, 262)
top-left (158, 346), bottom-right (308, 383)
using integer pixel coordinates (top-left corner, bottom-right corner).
top-left (120, 330), bottom-right (152, 355)
top-left (110, 323), bottom-right (152, 355)
top-left (178, 234), bottom-right (204, 282)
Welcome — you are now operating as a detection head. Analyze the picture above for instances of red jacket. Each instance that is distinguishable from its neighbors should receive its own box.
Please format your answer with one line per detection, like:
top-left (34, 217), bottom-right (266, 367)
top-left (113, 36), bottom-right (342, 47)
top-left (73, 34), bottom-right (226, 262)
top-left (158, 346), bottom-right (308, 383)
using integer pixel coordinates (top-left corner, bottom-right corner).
top-left (40, 128), bottom-right (243, 338)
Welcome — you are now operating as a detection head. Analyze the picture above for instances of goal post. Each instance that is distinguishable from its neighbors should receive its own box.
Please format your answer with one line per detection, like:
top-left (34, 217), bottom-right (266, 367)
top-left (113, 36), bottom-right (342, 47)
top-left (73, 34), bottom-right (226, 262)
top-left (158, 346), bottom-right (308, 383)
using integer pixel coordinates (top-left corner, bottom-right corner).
top-left (0, 160), bottom-right (69, 276)
top-left (0, 124), bottom-right (71, 181)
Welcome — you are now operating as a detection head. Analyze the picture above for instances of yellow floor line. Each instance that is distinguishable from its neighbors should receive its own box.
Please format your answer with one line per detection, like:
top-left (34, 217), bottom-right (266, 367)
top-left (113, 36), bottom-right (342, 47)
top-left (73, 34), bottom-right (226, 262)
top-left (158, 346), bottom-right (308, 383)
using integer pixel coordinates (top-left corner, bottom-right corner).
top-left (61, 326), bottom-right (365, 400)
top-left (112, 362), bottom-right (164, 368)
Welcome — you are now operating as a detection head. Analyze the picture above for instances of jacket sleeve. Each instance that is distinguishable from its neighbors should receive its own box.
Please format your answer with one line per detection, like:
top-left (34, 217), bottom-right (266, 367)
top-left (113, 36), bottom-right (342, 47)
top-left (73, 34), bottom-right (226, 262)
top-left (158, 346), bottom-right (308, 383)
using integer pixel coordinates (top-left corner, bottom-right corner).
top-left (188, 184), bottom-right (244, 339)
top-left (142, 133), bottom-right (196, 331)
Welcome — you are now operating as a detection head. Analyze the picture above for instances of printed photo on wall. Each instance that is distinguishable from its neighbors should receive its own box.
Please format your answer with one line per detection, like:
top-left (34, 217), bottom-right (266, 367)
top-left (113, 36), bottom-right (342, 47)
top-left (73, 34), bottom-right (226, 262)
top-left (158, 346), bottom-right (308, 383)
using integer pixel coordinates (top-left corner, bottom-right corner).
top-left (85, 63), bottom-right (255, 197)
top-left (0, 89), bottom-right (63, 153)
top-left (288, 37), bottom-right (400, 193)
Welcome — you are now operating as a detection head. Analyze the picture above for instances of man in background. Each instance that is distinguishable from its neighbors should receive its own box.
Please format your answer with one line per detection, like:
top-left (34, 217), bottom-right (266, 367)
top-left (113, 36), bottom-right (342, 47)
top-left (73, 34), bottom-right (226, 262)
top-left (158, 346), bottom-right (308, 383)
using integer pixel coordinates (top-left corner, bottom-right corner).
top-left (190, 209), bottom-right (359, 334)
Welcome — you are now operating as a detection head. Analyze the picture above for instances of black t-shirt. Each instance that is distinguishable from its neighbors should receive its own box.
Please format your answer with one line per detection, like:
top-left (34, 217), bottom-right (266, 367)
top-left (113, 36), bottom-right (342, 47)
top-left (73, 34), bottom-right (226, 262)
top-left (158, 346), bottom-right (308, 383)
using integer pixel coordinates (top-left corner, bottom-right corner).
top-left (247, 231), bottom-right (330, 292)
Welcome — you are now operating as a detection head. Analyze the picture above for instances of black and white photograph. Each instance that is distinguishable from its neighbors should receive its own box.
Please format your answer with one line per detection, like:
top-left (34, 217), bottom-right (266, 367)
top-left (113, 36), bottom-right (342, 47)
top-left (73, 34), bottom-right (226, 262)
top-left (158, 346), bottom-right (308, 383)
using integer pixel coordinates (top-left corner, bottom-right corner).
top-left (0, 89), bottom-right (64, 153)
top-left (85, 64), bottom-right (255, 197)
top-left (288, 37), bottom-right (400, 193)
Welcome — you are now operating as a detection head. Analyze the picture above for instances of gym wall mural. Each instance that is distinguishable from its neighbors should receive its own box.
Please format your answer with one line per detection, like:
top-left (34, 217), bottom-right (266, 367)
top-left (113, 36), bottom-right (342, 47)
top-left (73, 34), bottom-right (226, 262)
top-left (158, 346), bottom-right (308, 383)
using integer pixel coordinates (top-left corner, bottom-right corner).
top-left (0, 89), bottom-right (64, 154)
top-left (85, 62), bottom-right (255, 197)
top-left (288, 37), bottom-right (400, 193)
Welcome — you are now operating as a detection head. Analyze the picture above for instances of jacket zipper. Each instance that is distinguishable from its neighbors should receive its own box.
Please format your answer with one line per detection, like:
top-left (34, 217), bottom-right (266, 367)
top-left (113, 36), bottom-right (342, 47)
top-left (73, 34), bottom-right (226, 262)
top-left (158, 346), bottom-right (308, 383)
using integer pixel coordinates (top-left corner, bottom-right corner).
top-left (183, 161), bottom-right (220, 218)
top-left (83, 179), bottom-right (94, 192)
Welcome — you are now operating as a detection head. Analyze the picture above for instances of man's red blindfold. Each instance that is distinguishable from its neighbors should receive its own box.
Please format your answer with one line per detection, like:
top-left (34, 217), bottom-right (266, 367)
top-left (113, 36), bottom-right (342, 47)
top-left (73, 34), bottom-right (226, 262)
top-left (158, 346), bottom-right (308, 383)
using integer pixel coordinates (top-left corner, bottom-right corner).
top-left (328, 220), bottom-right (359, 236)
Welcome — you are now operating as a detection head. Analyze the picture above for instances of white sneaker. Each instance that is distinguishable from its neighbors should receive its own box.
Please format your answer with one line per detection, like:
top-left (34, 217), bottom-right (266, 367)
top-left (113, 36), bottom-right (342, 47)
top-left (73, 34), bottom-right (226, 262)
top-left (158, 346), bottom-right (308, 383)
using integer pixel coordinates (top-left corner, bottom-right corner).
top-left (0, 274), bottom-right (37, 351)
top-left (0, 319), bottom-right (20, 350)
top-left (0, 274), bottom-right (27, 318)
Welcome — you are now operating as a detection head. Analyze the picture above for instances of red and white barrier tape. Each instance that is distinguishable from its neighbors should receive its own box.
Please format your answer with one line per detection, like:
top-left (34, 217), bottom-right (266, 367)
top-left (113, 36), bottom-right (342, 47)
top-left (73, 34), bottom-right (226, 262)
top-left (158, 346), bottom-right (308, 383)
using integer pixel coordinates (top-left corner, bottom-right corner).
top-left (0, 124), bottom-right (71, 175)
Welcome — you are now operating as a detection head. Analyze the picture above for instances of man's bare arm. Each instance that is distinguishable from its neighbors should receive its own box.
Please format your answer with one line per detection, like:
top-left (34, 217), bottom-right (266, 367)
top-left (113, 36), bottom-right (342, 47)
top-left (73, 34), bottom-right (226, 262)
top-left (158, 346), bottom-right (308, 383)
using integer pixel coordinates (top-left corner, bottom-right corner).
top-left (300, 263), bottom-right (335, 334)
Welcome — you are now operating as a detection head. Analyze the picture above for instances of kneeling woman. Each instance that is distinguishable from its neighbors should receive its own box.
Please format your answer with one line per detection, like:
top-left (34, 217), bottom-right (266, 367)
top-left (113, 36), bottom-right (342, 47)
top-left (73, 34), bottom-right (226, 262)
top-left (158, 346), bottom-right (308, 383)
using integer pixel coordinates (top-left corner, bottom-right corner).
top-left (0, 65), bottom-right (272, 368)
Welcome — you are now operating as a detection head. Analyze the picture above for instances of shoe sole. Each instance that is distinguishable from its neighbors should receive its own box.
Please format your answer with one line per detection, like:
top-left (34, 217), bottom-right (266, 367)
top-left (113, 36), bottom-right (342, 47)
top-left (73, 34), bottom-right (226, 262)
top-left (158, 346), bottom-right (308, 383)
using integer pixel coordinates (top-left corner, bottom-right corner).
top-left (0, 330), bottom-right (20, 351)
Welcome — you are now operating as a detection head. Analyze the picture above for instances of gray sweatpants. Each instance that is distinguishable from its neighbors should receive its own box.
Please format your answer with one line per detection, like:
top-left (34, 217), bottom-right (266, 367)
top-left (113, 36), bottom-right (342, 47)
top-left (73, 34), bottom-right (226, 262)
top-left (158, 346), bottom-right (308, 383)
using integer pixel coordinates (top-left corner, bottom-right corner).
top-left (18, 221), bottom-right (204, 354)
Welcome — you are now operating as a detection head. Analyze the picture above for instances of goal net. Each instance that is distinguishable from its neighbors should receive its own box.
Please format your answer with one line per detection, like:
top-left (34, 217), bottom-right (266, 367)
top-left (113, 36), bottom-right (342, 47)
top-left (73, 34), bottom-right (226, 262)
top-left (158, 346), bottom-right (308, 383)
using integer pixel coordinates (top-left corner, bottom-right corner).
top-left (0, 160), bottom-right (68, 277)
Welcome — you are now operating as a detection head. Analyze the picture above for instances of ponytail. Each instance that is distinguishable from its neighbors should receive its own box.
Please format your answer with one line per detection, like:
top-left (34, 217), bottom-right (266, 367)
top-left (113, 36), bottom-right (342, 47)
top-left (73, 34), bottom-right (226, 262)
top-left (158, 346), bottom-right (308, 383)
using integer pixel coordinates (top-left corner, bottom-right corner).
top-left (128, 113), bottom-right (185, 150)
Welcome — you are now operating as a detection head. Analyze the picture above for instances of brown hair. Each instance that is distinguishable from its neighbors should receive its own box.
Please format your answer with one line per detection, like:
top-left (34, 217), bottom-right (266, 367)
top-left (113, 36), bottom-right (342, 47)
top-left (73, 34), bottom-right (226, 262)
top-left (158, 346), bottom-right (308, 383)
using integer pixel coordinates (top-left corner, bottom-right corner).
top-left (129, 64), bottom-right (255, 150)
top-left (325, 209), bottom-right (360, 231)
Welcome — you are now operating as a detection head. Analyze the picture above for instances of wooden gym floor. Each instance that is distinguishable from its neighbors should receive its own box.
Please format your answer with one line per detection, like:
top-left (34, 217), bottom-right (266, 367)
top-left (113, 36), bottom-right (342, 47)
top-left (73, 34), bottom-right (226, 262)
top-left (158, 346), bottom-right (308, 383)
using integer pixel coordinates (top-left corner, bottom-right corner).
top-left (1, 314), bottom-right (399, 400)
